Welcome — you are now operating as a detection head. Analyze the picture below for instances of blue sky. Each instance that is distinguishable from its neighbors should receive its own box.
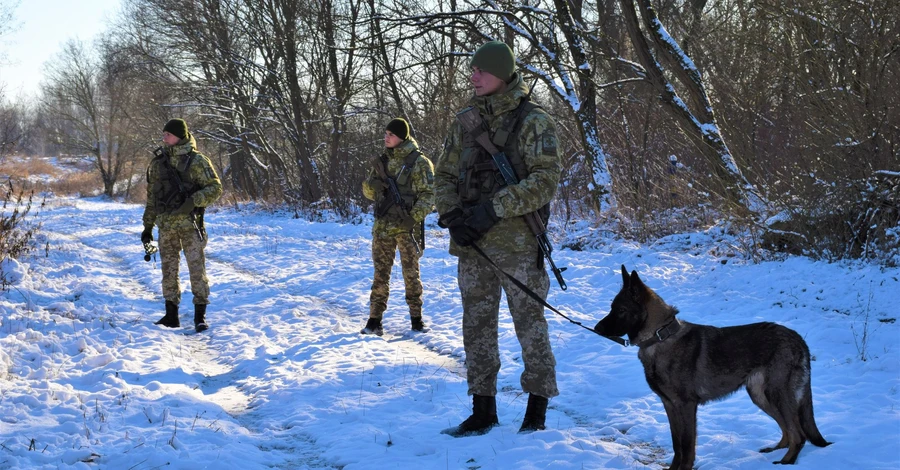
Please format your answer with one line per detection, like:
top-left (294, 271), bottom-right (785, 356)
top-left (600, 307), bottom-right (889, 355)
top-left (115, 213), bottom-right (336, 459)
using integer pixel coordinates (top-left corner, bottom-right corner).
top-left (0, 0), bottom-right (120, 98)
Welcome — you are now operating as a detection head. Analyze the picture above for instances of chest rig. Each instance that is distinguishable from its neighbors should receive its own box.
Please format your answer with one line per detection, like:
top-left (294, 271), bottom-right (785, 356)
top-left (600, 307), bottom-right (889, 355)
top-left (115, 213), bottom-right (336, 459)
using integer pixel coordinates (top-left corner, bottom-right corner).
top-left (374, 149), bottom-right (421, 221)
top-left (151, 149), bottom-right (199, 214)
top-left (457, 99), bottom-right (549, 222)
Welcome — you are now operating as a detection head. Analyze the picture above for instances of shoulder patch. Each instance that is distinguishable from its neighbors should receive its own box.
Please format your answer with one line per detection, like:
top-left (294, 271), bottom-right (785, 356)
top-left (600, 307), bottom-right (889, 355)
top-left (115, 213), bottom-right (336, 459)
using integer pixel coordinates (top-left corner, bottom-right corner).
top-left (541, 131), bottom-right (558, 156)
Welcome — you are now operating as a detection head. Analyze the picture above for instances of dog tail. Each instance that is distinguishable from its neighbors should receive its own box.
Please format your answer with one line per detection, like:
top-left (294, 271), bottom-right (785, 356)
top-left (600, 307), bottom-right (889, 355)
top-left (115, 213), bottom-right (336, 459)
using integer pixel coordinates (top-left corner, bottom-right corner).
top-left (799, 375), bottom-right (832, 448)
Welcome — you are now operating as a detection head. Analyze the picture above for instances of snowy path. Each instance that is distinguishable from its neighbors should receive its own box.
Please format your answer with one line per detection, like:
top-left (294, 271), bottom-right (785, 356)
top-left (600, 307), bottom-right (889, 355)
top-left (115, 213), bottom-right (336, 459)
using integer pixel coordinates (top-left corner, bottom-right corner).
top-left (1, 198), bottom-right (898, 470)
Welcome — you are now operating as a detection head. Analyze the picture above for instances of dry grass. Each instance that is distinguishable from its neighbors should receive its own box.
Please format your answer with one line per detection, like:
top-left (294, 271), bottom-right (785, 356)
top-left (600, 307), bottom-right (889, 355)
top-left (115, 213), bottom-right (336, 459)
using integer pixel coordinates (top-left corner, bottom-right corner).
top-left (0, 157), bottom-right (60, 179)
top-left (1, 155), bottom-right (103, 197)
top-left (50, 171), bottom-right (104, 197)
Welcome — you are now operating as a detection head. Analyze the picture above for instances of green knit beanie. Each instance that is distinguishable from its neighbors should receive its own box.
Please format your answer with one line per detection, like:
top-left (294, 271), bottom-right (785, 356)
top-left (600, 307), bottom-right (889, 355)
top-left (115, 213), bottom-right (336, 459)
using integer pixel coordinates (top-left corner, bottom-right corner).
top-left (385, 118), bottom-right (410, 140)
top-left (469, 41), bottom-right (515, 82)
top-left (163, 119), bottom-right (189, 140)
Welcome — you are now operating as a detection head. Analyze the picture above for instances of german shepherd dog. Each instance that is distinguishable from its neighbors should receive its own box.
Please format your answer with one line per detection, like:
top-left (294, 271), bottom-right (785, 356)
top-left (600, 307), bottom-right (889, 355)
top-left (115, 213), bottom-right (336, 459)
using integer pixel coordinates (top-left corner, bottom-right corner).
top-left (594, 266), bottom-right (831, 469)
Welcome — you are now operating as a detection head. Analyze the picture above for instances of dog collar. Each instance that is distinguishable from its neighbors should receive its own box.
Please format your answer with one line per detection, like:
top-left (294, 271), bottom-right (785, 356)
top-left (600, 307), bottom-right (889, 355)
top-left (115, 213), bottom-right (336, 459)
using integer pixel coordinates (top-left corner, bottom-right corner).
top-left (635, 319), bottom-right (681, 348)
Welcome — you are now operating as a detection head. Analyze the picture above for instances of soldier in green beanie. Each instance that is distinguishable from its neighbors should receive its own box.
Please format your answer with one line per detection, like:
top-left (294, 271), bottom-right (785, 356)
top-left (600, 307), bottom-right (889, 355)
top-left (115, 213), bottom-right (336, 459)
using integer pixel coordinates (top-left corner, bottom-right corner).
top-left (361, 117), bottom-right (434, 336)
top-left (436, 41), bottom-right (562, 436)
top-left (142, 119), bottom-right (223, 333)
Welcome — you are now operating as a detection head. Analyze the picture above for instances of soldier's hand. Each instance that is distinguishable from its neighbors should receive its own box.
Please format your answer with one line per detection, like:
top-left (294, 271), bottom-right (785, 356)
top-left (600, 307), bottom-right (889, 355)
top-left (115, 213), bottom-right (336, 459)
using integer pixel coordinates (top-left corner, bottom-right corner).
top-left (368, 178), bottom-right (387, 193)
top-left (449, 224), bottom-right (480, 246)
top-left (439, 208), bottom-right (478, 246)
top-left (141, 226), bottom-right (154, 244)
top-left (438, 208), bottom-right (465, 228)
top-left (400, 216), bottom-right (417, 231)
top-left (464, 201), bottom-right (500, 235)
top-left (174, 196), bottom-right (195, 215)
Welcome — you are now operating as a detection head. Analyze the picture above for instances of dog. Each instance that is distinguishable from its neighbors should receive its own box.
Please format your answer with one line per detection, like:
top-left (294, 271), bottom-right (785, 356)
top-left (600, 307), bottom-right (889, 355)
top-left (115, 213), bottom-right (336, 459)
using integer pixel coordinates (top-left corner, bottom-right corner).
top-left (594, 266), bottom-right (831, 469)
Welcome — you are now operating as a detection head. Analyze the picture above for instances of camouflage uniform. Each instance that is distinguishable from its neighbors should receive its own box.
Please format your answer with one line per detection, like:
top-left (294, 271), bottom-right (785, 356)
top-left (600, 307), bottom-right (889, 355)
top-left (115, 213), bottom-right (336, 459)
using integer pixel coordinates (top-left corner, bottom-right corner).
top-left (435, 73), bottom-right (561, 398)
top-left (142, 134), bottom-right (223, 306)
top-left (362, 137), bottom-right (434, 321)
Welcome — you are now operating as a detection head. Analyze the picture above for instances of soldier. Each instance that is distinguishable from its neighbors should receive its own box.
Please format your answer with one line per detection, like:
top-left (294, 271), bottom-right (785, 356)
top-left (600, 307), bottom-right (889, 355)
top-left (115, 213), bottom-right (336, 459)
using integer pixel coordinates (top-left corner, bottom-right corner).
top-left (434, 41), bottom-right (561, 436)
top-left (141, 118), bottom-right (223, 333)
top-left (360, 118), bottom-right (435, 336)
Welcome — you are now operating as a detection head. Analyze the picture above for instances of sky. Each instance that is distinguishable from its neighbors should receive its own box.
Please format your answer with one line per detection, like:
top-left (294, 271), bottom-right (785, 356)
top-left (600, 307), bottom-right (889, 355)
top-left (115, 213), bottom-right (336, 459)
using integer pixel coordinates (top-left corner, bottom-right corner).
top-left (0, 0), bottom-right (121, 98)
top-left (0, 193), bottom-right (898, 469)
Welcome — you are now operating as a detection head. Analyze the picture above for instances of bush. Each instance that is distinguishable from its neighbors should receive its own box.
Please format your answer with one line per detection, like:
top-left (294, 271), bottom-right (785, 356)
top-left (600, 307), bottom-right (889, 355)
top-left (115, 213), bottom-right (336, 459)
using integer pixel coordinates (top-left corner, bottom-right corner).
top-left (1, 179), bottom-right (43, 289)
top-left (764, 172), bottom-right (900, 263)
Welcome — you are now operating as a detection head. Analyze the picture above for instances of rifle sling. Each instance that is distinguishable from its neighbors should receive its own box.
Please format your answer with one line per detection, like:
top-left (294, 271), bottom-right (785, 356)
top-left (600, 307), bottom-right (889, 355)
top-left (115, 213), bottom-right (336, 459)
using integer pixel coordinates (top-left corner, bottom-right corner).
top-left (375, 150), bottom-right (420, 219)
top-left (470, 242), bottom-right (622, 346)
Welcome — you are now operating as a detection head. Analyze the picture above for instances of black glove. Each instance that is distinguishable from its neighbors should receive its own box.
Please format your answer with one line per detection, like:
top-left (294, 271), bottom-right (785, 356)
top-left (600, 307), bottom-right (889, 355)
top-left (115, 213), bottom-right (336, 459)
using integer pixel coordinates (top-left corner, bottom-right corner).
top-left (368, 178), bottom-right (387, 193)
top-left (141, 226), bottom-right (153, 244)
top-left (464, 201), bottom-right (500, 236)
top-left (438, 208), bottom-right (465, 228)
top-left (440, 208), bottom-right (480, 246)
top-left (400, 216), bottom-right (417, 231)
top-left (449, 224), bottom-right (481, 246)
top-left (174, 196), bottom-right (195, 215)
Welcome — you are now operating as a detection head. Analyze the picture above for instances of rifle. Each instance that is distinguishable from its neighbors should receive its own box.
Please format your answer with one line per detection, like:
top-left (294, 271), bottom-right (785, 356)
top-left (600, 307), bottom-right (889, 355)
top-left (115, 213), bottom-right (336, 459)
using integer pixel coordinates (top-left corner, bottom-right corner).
top-left (154, 147), bottom-right (204, 241)
top-left (370, 155), bottom-right (419, 254)
top-left (455, 106), bottom-right (567, 290)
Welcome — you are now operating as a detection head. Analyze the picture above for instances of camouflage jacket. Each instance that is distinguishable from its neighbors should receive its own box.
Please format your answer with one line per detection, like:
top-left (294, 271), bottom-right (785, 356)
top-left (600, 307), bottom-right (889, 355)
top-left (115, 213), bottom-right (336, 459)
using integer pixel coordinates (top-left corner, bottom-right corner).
top-left (142, 134), bottom-right (223, 232)
top-left (362, 137), bottom-right (435, 238)
top-left (434, 73), bottom-right (561, 257)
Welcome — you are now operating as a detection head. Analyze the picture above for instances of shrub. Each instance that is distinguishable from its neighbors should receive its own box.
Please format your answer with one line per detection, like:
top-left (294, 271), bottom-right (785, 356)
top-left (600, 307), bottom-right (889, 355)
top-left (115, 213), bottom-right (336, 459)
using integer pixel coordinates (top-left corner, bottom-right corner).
top-left (1, 179), bottom-right (43, 289)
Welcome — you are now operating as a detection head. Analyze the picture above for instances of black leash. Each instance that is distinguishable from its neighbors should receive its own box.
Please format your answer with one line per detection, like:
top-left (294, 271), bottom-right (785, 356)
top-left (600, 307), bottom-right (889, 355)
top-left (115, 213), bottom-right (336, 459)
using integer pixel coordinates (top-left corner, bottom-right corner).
top-left (470, 243), bottom-right (628, 347)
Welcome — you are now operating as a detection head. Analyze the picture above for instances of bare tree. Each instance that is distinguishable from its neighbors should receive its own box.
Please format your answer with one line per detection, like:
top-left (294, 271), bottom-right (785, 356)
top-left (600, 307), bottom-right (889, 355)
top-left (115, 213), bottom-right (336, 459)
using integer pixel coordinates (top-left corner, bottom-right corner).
top-left (41, 40), bottom-right (140, 197)
top-left (617, 0), bottom-right (762, 215)
top-left (0, 95), bottom-right (26, 161)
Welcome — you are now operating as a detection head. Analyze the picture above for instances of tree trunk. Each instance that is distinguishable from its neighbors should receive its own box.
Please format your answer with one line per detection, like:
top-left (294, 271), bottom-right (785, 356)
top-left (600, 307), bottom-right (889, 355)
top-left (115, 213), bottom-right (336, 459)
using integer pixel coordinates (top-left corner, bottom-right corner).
top-left (620, 0), bottom-right (762, 215)
top-left (551, 0), bottom-right (614, 214)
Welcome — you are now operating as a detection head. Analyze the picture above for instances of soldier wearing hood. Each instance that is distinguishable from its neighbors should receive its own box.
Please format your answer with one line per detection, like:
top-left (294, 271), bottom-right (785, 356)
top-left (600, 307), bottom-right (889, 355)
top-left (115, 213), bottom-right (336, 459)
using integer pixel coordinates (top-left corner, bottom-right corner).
top-left (141, 118), bottom-right (223, 333)
top-left (435, 41), bottom-right (561, 437)
top-left (360, 118), bottom-right (435, 336)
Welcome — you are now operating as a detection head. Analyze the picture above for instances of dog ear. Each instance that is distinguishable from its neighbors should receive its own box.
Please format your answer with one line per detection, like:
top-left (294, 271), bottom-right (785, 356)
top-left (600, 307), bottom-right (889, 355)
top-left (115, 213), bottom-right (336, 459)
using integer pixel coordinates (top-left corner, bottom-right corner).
top-left (628, 270), bottom-right (646, 301)
top-left (620, 265), bottom-right (629, 287)
top-left (630, 270), bottom-right (643, 287)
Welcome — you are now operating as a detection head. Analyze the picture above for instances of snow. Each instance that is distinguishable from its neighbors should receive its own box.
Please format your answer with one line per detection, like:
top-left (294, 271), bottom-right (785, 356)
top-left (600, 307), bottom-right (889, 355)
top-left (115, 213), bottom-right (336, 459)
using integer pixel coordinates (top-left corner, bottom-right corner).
top-left (1, 197), bottom-right (898, 470)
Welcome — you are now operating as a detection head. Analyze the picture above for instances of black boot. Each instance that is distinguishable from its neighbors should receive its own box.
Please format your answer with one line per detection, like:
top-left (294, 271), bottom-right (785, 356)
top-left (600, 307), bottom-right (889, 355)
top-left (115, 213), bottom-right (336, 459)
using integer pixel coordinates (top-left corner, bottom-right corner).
top-left (518, 394), bottom-right (549, 433)
top-left (360, 317), bottom-right (383, 336)
top-left (441, 395), bottom-right (498, 437)
top-left (154, 301), bottom-right (180, 328)
top-left (194, 304), bottom-right (208, 333)
top-left (410, 316), bottom-right (426, 332)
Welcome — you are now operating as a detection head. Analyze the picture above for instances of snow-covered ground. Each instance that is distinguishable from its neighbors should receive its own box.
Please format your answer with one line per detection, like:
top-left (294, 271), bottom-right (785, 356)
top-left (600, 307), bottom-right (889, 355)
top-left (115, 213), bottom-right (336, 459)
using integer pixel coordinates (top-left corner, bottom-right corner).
top-left (1, 197), bottom-right (898, 469)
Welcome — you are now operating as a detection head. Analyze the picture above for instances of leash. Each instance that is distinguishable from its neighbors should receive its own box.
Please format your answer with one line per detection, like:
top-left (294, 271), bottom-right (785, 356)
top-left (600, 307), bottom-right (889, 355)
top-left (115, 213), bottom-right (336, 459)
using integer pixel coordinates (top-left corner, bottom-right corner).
top-left (470, 243), bottom-right (628, 347)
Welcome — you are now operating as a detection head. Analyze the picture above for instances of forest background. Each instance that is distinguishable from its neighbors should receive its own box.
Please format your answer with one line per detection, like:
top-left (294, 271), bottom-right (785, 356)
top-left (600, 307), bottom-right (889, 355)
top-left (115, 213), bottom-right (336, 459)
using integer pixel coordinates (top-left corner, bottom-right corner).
top-left (1, 0), bottom-right (897, 263)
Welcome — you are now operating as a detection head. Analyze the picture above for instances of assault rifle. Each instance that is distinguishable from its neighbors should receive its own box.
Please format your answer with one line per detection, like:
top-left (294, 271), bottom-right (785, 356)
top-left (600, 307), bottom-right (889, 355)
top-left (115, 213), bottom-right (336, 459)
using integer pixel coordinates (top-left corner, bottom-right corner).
top-left (456, 106), bottom-right (567, 290)
top-left (371, 155), bottom-right (419, 254)
top-left (153, 147), bottom-right (204, 241)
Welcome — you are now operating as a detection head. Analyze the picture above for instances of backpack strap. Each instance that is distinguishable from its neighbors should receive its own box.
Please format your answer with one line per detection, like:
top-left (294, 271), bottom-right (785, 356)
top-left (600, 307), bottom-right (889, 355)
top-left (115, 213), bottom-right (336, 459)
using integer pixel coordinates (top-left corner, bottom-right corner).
top-left (395, 149), bottom-right (420, 187)
top-left (492, 99), bottom-right (539, 149)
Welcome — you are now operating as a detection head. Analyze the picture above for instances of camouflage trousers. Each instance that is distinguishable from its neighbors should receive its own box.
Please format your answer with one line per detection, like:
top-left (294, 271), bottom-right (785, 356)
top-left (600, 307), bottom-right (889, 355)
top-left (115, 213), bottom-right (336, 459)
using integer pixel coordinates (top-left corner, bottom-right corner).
top-left (369, 232), bottom-right (423, 320)
top-left (457, 250), bottom-right (559, 398)
top-left (159, 225), bottom-right (210, 306)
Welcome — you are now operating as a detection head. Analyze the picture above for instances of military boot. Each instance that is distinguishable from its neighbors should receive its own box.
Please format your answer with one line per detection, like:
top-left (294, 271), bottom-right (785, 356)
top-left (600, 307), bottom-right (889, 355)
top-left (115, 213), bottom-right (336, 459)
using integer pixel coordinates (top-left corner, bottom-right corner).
top-left (518, 394), bottom-right (548, 433)
top-left (410, 316), bottom-right (426, 332)
top-left (194, 304), bottom-right (209, 333)
top-left (360, 317), bottom-right (383, 336)
top-left (154, 301), bottom-right (180, 328)
top-left (441, 395), bottom-right (498, 437)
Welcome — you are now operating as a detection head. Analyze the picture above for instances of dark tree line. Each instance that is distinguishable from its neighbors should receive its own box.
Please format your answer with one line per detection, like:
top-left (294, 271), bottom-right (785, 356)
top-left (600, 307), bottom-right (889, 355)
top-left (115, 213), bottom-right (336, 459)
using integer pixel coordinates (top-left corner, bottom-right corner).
top-left (3, 0), bottom-right (897, 260)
